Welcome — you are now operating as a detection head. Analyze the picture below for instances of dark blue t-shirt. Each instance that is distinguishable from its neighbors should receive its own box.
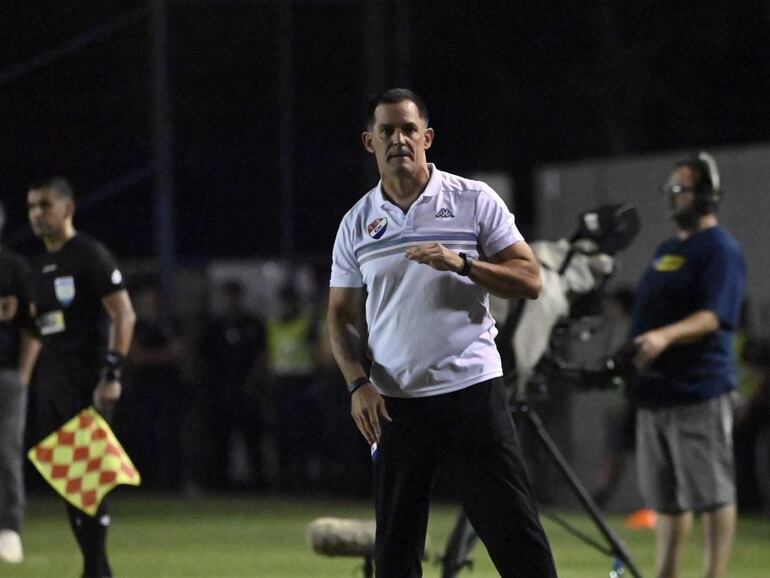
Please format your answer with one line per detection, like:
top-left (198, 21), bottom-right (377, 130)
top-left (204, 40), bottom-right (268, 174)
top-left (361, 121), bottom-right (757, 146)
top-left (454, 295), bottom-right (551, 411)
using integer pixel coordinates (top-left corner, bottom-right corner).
top-left (630, 226), bottom-right (745, 408)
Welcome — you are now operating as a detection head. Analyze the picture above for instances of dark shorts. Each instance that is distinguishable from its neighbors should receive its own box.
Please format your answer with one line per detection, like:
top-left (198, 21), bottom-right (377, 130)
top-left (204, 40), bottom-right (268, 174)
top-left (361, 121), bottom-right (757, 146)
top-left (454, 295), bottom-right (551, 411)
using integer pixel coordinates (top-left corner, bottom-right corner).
top-left (636, 394), bottom-right (735, 513)
top-left (32, 357), bottom-right (100, 444)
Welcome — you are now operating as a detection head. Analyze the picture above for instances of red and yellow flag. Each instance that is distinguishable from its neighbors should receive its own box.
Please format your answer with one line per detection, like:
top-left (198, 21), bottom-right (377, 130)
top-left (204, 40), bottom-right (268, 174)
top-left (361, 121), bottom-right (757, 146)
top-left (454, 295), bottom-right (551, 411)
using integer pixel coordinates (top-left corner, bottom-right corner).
top-left (28, 407), bottom-right (141, 516)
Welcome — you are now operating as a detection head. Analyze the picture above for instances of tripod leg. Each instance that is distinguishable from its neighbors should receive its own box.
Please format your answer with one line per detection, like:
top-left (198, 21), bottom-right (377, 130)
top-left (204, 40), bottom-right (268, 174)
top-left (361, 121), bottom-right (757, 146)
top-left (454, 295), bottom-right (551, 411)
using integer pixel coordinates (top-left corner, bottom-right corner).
top-left (521, 404), bottom-right (645, 578)
top-left (440, 509), bottom-right (479, 578)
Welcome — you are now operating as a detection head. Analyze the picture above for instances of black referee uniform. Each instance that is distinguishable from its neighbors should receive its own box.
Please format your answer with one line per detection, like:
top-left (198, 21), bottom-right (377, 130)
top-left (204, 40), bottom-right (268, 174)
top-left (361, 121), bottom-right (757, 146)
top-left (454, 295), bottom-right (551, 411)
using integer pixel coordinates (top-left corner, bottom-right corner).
top-left (31, 234), bottom-right (126, 430)
top-left (30, 233), bottom-right (126, 578)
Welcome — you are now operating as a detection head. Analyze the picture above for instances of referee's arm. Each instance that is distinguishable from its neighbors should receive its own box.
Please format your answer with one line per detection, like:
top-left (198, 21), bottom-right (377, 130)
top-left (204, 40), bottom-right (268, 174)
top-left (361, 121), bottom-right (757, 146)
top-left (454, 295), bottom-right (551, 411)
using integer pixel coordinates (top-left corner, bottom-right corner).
top-left (103, 289), bottom-right (136, 357)
top-left (94, 289), bottom-right (136, 410)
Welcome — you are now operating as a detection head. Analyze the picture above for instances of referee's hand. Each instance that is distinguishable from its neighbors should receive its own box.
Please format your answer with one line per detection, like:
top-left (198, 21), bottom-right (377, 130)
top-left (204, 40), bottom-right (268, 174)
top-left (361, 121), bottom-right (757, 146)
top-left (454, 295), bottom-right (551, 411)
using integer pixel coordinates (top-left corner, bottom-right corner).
top-left (351, 383), bottom-right (391, 445)
top-left (93, 379), bottom-right (122, 412)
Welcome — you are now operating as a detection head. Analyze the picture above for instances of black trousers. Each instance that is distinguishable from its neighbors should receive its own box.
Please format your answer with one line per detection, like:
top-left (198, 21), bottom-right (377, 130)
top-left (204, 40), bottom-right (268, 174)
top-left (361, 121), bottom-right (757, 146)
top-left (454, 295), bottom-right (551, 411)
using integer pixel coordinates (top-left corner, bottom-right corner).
top-left (374, 377), bottom-right (557, 578)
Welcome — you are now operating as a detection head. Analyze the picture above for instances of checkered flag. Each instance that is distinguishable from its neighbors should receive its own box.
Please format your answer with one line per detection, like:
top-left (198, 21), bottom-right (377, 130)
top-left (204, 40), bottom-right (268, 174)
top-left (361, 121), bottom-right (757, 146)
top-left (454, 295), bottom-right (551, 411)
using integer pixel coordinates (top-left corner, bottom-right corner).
top-left (28, 407), bottom-right (141, 515)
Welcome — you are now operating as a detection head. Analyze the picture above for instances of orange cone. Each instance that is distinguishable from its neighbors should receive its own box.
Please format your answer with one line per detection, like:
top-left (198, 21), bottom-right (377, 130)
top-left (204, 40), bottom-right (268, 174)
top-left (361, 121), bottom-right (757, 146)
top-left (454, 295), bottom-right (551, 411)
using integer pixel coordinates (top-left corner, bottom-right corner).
top-left (625, 509), bottom-right (657, 530)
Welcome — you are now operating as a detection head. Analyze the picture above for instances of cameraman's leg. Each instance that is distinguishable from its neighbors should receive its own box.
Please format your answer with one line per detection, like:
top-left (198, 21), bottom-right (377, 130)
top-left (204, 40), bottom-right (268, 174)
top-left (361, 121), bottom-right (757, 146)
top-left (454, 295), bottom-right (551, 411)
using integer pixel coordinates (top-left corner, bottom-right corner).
top-left (637, 406), bottom-right (690, 578)
top-left (374, 397), bottom-right (439, 578)
top-left (702, 504), bottom-right (735, 578)
top-left (451, 379), bottom-right (557, 578)
top-left (681, 395), bottom-right (736, 578)
top-left (654, 511), bottom-right (692, 578)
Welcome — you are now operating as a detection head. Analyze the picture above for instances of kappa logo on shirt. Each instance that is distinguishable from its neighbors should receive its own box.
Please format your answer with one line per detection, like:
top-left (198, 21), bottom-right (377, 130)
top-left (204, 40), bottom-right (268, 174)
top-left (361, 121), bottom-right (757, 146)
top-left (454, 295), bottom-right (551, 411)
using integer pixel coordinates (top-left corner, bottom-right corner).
top-left (367, 217), bottom-right (388, 239)
top-left (435, 208), bottom-right (455, 218)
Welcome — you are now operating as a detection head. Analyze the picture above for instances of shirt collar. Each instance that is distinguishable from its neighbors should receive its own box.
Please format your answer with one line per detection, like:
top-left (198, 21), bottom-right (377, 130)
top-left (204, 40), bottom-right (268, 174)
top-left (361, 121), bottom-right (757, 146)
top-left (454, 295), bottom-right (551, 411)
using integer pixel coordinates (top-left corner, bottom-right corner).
top-left (375, 163), bottom-right (441, 209)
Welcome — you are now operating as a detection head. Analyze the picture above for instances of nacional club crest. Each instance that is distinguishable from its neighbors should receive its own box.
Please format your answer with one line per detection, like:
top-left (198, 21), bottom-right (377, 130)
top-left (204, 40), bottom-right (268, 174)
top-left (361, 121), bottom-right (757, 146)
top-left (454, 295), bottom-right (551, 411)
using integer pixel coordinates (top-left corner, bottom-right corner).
top-left (367, 217), bottom-right (388, 239)
top-left (54, 276), bottom-right (76, 307)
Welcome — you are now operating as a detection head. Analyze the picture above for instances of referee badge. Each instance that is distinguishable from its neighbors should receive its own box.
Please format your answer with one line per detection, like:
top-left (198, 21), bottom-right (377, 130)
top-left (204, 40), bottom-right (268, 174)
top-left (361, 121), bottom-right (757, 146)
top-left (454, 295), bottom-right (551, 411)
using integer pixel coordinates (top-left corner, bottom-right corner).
top-left (54, 276), bottom-right (76, 307)
top-left (367, 217), bottom-right (388, 239)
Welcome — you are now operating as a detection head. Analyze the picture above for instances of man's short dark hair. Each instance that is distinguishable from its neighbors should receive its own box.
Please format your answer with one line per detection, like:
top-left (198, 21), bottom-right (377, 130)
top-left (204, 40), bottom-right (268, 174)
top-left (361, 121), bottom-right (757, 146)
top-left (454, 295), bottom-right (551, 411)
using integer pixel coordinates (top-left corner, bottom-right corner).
top-left (29, 177), bottom-right (75, 200)
top-left (366, 88), bottom-right (429, 128)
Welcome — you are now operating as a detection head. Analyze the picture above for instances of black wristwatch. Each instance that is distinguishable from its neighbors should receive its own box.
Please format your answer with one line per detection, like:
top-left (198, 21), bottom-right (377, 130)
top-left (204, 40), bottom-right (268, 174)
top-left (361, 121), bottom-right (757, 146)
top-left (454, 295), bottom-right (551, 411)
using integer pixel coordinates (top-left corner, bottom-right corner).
top-left (458, 252), bottom-right (475, 276)
top-left (348, 376), bottom-right (370, 395)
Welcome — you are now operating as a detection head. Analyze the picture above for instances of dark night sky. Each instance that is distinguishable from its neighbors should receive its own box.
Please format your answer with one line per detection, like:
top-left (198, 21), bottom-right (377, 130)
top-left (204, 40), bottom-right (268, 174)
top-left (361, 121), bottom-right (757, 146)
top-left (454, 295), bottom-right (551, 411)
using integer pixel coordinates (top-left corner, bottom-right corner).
top-left (2, 1), bottom-right (769, 263)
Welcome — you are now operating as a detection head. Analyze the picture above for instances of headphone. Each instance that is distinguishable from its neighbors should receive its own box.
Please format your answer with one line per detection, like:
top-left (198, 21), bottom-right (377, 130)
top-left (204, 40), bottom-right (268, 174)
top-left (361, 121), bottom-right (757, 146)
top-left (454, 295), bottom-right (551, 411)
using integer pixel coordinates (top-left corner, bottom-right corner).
top-left (686, 151), bottom-right (721, 213)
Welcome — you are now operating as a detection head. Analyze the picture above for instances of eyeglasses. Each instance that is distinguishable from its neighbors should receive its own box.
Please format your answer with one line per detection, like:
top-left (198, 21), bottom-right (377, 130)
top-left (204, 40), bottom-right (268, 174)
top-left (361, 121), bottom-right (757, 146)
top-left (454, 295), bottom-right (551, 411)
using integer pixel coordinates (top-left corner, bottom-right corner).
top-left (661, 184), bottom-right (697, 195)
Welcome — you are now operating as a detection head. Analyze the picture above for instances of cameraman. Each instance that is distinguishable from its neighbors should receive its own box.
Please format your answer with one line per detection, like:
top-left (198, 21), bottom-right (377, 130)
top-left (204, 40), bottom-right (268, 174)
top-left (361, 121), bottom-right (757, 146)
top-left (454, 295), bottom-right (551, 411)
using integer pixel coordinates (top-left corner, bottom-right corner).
top-left (630, 153), bottom-right (745, 578)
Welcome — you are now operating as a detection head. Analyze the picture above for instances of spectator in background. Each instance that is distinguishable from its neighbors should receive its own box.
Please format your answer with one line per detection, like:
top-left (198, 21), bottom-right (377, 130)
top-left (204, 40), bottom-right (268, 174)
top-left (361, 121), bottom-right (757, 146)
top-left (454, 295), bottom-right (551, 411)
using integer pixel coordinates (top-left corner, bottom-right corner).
top-left (117, 284), bottom-right (185, 490)
top-left (267, 284), bottom-right (322, 491)
top-left (197, 280), bottom-right (268, 491)
top-left (0, 201), bottom-right (38, 564)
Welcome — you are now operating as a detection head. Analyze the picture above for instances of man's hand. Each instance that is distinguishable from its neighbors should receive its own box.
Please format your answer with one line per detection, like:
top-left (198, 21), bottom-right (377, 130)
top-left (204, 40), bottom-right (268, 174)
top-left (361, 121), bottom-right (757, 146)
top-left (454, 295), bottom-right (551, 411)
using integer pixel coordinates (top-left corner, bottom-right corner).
top-left (405, 243), bottom-right (463, 273)
top-left (351, 383), bottom-right (392, 445)
top-left (633, 329), bottom-right (671, 368)
top-left (93, 379), bottom-right (122, 412)
top-left (0, 295), bottom-right (19, 321)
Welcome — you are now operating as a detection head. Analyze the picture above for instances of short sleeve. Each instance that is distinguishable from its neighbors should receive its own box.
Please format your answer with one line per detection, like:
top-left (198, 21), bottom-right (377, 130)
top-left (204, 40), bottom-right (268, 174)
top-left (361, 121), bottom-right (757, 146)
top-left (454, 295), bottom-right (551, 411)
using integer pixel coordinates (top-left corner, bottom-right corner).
top-left (330, 217), bottom-right (364, 288)
top-left (699, 240), bottom-right (745, 329)
top-left (85, 240), bottom-right (126, 298)
top-left (475, 186), bottom-right (524, 257)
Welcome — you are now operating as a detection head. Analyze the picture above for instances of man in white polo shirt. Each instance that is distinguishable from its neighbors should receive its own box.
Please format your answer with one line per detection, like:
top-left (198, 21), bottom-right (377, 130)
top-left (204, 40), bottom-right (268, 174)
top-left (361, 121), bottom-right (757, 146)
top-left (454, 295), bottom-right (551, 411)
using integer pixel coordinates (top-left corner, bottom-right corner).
top-left (328, 88), bottom-right (557, 578)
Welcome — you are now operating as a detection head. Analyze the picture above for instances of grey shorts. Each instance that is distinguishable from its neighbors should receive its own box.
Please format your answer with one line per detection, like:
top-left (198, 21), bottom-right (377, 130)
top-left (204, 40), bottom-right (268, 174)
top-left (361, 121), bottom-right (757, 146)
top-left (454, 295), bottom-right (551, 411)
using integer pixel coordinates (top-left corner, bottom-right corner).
top-left (636, 394), bottom-right (735, 514)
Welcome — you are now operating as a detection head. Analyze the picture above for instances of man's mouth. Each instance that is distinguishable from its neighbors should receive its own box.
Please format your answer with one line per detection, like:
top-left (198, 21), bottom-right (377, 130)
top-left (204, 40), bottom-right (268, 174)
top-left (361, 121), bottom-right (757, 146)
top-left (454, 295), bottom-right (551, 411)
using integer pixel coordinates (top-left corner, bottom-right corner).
top-left (388, 151), bottom-right (410, 160)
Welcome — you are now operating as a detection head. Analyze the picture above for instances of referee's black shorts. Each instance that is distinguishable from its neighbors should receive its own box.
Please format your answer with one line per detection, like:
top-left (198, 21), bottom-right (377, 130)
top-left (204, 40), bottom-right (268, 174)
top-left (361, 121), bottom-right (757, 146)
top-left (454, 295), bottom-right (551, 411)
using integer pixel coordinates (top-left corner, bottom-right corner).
top-left (31, 356), bottom-right (100, 444)
top-left (374, 377), bottom-right (557, 578)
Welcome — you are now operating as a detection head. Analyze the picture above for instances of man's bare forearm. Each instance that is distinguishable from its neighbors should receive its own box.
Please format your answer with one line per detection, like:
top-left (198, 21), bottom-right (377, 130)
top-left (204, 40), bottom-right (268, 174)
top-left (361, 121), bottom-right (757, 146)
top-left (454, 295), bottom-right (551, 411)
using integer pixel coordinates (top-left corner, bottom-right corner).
top-left (103, 290), bottom-right (136, 356)
top-left (659, 309), bottom-right (720, 345)
top-left (327, 314), bottom-right (369, 383)
top-left (467, 257), bottom-right (542, 299)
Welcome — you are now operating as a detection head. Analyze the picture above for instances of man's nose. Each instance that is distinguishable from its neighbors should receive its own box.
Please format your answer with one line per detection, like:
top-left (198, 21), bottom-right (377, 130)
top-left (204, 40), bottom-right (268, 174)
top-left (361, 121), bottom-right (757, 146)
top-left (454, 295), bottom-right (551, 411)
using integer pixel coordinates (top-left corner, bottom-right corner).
top-left (391, 129), bottom-right (406, 144)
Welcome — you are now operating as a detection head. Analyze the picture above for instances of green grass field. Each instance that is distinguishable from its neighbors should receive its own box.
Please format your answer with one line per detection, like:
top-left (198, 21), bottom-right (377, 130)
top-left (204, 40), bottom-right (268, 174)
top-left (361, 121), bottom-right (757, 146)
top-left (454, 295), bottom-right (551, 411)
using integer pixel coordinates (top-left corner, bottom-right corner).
top-left (4, 493), bottom-right (769, 577)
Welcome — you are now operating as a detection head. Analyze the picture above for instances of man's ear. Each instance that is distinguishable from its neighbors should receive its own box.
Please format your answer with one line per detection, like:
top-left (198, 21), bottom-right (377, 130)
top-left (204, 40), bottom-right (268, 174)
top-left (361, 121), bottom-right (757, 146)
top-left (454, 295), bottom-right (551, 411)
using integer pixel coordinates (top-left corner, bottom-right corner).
top-left (361, 131), bottom-right (375, 153)
top-left (424, 127), bottom-right (435, 150)
top-left (64, 198), bottom-right (76, 220)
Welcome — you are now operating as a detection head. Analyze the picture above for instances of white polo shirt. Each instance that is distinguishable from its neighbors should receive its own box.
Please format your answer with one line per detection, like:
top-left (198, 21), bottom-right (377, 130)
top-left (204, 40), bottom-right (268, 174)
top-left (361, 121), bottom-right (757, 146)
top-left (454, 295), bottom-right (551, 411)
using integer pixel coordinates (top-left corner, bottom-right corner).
top-left (330, 164), bottom-right (523, 398)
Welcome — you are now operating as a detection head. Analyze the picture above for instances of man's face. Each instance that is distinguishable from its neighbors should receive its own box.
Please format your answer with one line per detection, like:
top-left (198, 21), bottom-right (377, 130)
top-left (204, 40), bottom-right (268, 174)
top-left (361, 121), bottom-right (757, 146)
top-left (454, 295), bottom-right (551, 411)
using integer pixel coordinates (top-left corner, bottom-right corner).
top-left (362, 100), bottom-right (434, 178)
top-left (664, 166), bottom-right (699, 228)
top-left (27, 187), bottom-right (73, 238)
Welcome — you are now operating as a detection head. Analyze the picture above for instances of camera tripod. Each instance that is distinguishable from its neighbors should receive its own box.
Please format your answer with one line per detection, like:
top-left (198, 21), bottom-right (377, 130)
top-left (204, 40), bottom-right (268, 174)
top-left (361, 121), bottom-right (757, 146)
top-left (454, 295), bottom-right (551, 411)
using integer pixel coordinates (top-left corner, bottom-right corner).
top-left (440, 398), bottom-right (644, 578)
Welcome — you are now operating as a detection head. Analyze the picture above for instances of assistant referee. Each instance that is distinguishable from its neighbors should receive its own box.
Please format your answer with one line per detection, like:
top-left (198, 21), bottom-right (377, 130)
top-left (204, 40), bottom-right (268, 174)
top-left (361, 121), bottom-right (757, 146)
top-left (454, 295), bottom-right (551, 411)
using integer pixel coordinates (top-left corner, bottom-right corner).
top-left (27, 177), bottom-right (136, 578)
